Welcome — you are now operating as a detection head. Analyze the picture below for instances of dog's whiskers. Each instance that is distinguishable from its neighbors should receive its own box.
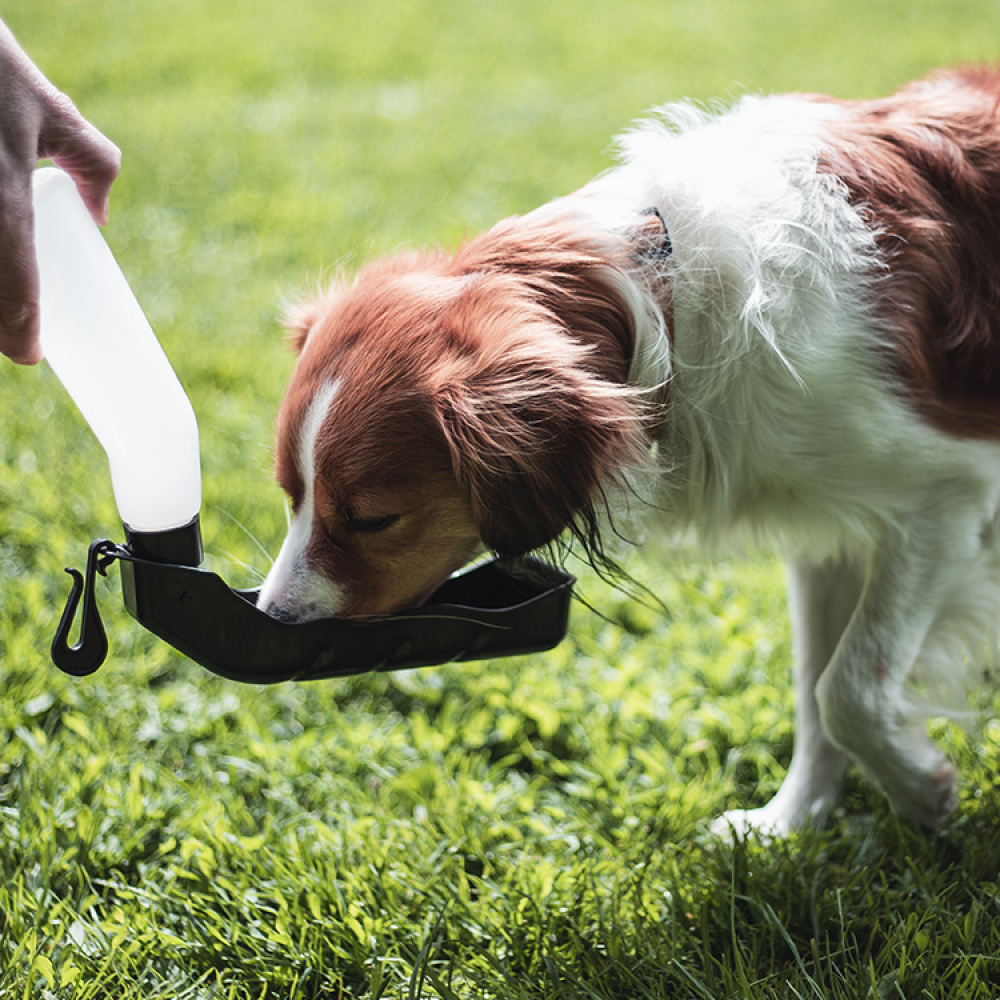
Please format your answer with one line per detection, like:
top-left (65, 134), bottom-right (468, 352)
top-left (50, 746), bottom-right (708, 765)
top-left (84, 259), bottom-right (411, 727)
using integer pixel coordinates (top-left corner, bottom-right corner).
top-left (210, 506), bottom-right (277, 580)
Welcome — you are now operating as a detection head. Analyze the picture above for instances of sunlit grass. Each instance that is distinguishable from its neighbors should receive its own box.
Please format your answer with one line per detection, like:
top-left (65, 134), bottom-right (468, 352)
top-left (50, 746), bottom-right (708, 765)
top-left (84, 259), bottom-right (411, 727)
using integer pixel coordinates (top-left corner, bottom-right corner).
top-left (3, 0), bottom-right (1000, 995)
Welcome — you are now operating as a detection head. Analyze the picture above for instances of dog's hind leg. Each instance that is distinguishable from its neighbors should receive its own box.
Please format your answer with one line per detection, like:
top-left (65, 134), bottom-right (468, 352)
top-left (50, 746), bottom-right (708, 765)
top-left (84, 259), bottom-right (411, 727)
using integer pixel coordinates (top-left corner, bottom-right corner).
top-left (713, 555), bottom-right (863, 839)
top-left (811, 499), bottom-right (997, 830)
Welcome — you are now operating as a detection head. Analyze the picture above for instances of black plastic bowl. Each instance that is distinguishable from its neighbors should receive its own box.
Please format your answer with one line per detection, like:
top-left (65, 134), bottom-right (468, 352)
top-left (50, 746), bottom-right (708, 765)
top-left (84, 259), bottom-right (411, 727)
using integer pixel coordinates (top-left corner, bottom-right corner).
top-left (118, 553), bottom-right (574, 684)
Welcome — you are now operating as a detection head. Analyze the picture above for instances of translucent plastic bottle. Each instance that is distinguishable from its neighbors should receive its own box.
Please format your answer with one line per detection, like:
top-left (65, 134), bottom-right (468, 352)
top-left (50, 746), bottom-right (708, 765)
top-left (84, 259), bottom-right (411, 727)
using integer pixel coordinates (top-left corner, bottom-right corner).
top-left (33, 167), bottom-right (202, 563)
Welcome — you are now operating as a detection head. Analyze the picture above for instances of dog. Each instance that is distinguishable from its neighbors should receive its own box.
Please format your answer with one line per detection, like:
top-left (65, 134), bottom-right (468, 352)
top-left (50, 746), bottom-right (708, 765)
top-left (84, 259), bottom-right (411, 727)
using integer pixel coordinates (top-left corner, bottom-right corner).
top-left (258, 67), bottom-right (1000, 837)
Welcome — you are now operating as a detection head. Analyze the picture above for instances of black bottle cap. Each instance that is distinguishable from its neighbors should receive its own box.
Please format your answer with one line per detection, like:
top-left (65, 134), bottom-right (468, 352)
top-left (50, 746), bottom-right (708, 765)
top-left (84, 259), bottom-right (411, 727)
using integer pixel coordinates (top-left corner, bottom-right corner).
top-left (125, 515), bottom-right (203, 567)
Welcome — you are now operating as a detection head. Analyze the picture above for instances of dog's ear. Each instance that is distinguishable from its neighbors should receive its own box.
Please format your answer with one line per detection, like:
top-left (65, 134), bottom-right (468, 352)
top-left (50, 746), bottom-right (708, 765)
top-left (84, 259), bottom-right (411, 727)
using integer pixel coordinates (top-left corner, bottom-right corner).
top-left (282, 297), bottom-right (323, 353)
top-left (435, 343), bottom-right (647, 558)
top-left (282, 282), bottom-right (349, 353)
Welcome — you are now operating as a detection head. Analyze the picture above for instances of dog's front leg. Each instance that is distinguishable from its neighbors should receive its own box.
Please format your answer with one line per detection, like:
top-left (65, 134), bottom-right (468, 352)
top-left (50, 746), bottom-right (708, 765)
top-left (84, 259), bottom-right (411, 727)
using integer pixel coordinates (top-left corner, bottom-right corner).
top-left (713, 555), bottom-right (863, 838)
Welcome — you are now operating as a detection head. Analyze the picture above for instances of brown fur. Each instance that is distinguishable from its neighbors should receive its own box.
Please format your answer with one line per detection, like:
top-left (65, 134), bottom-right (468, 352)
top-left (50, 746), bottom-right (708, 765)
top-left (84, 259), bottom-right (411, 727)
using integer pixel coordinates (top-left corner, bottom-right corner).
top-left (274, 216), bottom-right (650, 615)
top-left (817, 66), bottom-right (1000, 438)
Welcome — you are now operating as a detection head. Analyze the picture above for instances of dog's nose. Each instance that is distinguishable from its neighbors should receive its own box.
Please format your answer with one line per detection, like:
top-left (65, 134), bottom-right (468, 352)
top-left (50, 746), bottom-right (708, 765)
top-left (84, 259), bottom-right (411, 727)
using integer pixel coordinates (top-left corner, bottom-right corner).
top-left (261, 600), bottom-right (299, 623)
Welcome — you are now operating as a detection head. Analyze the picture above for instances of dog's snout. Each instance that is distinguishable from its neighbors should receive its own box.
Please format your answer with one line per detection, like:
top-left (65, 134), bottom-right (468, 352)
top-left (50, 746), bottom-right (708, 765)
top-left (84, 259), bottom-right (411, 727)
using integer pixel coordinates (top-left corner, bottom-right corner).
top-left (260, 599), bottom-right (300, 623)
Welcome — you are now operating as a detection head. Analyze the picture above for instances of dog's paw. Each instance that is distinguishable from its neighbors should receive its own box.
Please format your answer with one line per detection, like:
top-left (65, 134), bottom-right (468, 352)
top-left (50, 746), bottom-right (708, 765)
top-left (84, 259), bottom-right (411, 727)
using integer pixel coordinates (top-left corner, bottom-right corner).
top-left (709, 803), bottom-right (812, 842)
top-left (709, 785), bottom-right (840, 841)
top-left (709, 807), bottom-right (792, 842)
top-left (869, 748), bottom-right (960, 830)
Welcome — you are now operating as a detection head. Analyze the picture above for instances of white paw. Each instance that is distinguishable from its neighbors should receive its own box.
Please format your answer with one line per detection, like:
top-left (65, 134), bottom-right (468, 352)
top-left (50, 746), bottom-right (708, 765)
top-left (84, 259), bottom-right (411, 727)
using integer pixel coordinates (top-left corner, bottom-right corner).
top-left (710, 787), bottom-right (840, 841)
top-left (865, 742), bottom-right (959, 829)
top-left (710, 807), bottom-right (794, 842)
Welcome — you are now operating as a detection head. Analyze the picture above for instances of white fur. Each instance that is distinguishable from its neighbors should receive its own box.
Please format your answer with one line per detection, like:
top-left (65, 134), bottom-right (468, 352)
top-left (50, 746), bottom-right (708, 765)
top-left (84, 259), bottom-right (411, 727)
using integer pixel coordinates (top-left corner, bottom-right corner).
top-left (572, 94), bottom-right (1000, 833)
top-left (258, 380), bottom-right (343, 619)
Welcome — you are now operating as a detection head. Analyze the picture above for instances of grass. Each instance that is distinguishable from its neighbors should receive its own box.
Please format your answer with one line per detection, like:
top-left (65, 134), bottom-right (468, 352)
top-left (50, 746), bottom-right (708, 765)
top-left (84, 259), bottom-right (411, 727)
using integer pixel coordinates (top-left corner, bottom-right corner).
top-left (3, 0), bottom-right (1000, 995)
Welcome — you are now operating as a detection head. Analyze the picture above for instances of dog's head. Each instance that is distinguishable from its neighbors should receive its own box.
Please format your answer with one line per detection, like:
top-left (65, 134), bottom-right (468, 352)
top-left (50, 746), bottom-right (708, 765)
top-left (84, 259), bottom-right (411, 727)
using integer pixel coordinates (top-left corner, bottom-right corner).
top-left (257, 214), bottom-right (655, 621)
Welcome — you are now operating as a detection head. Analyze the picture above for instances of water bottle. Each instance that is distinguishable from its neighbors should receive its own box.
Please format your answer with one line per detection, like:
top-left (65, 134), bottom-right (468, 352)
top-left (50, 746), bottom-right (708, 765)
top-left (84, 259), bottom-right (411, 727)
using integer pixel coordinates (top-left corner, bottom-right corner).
top-left (32, 166), bottom-right (201, 565)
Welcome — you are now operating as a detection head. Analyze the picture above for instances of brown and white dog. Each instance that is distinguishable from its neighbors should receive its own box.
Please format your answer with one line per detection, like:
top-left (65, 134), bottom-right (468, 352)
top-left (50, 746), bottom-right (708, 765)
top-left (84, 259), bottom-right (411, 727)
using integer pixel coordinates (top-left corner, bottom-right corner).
top-left (258, 68), bottom-right (1000, 836)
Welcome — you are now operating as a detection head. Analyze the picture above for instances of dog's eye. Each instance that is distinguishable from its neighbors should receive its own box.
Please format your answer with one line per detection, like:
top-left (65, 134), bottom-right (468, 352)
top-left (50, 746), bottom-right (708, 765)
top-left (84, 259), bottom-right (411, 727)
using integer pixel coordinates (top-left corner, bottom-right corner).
top-left (345, 514), bottom-right (400, 534)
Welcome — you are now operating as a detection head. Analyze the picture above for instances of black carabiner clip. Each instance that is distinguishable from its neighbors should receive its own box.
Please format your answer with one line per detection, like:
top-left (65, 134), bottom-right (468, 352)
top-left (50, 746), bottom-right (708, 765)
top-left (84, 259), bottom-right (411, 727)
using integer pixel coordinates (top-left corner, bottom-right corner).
top-left (51, 539), bottom-right (119, 676)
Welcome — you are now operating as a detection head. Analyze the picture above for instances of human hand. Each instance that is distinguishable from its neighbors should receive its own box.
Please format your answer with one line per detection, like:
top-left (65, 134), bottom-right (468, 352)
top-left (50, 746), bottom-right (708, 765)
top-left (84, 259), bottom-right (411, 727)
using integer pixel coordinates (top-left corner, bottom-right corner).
top-left (0, 21), bottom-right (120, 364)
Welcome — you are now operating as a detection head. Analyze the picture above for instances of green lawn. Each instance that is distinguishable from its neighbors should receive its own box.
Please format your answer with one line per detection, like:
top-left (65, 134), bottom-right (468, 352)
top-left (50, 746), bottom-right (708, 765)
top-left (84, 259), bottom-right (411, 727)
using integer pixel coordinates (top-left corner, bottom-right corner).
top-left (4, 0), bottom-right (1000, 996)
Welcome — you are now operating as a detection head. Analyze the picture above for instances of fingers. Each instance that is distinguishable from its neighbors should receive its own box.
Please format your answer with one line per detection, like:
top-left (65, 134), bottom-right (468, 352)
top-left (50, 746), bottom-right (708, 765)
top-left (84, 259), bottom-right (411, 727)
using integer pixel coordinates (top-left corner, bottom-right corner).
top-left (0, 298), bottom-right (42, 365)
top-left (0, 164), bottom-right (42, 364)
top-left (0, 41), bottom-right (120, 364)
top-left (41, 91), bottom-right (121, 226)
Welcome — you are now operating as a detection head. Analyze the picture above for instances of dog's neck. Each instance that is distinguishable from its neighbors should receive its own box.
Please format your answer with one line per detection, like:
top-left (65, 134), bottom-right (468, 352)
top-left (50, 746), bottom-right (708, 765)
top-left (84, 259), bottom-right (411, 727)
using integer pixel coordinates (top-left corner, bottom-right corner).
top-left (619, 210), bottom-right (674, 422)
top-left (636, 206), bottom-right (673, 260)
